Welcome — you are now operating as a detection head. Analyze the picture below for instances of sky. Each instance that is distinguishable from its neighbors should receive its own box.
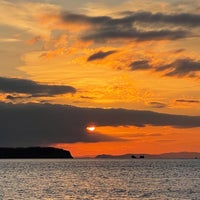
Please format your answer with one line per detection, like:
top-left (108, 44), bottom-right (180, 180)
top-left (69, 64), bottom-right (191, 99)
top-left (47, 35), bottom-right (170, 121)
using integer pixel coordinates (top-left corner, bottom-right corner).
top-left (0, 0), bottom-right (200, 157)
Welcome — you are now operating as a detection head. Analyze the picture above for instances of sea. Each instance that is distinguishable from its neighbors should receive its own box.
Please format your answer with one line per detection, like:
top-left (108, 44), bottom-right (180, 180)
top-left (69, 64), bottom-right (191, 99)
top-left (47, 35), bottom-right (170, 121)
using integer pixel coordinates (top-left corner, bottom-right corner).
top-left (0, 159), bottom-right (199, 200)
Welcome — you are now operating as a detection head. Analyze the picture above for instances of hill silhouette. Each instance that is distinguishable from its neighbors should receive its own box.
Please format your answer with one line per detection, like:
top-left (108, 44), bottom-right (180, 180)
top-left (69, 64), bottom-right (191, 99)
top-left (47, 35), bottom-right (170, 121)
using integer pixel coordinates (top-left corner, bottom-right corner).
top-left (0, 147), bottom-right (73, 159)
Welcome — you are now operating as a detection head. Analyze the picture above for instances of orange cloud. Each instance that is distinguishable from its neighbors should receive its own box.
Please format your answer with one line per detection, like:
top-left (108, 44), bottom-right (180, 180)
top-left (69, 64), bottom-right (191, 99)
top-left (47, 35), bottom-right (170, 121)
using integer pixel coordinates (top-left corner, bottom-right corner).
top-left (26, 36), bottom-right (42, 45)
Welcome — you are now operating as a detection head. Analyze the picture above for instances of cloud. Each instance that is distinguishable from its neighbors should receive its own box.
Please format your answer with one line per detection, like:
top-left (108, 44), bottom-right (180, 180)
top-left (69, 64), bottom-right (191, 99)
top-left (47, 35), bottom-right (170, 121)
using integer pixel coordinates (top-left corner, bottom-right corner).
top-left (60, 11), bottom-right (196, 42)
top-left (0, 102), bottom-right (199, 147)
top-left (128, 58), bottom-right (200, 79)
top-left (6, 94), bottom-right (30, 100)
top-left (118, 11), bottom-right (200, 27)
top-left (130, 60), bottom-right (151, 70)
top-left (82, 28), bottom-right (187, 42)
top-left (80, 96), bottom-right (95, 100)
top-left (156, 59), bottom-right (200, 78)
top-left (61, 11), bottom-right (200, 28)
top-left (149, 102), bottom-right (167, 108)
top-left (87, 50), bottom-right (116, 61)
top-left (61, 12), bottom-right (111, 25)
top-left (0, 77), bottom-right (76, 98)
top-left (0, 38), bottom-right (21, 43)
top-left (0, 1), bottom-right (59, 38)
top-left (176, 99), bottom-right (200, 103)
top-left (26, 36), bottom-right (41, 45)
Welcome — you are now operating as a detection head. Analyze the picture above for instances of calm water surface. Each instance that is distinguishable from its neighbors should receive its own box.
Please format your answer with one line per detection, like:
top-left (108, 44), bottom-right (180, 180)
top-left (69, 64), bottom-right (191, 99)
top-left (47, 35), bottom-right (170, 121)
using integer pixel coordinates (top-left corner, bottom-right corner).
top-left (0, 159), bottom-right (199, 200)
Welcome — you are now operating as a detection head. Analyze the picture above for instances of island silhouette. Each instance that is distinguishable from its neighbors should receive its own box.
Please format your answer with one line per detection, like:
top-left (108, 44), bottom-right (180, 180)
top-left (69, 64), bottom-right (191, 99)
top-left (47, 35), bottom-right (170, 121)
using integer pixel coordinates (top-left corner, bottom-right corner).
top-left (0, 147), bottom-right (73, 159)
top-left (95, 152), bottom-right (200, 159)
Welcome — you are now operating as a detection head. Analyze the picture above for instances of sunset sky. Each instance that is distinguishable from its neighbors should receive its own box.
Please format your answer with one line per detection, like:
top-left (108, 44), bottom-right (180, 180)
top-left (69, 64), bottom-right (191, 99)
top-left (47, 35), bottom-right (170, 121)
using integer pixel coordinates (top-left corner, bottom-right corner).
top-left (0, 0), bottom-right (200, 157)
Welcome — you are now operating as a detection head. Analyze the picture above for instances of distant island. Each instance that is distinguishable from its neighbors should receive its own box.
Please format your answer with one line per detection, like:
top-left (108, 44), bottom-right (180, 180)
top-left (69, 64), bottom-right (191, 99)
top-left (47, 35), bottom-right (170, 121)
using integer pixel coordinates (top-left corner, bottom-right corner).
top-left (96, 152), bottom-right (200, 159)
top-left (0, 147), bottom-right (73, 159)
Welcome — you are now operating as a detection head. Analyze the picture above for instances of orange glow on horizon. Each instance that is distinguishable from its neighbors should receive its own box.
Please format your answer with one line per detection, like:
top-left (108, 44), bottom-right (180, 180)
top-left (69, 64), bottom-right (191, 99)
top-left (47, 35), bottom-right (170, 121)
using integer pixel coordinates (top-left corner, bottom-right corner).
top-left (54, 125), bottom-right (200, 157)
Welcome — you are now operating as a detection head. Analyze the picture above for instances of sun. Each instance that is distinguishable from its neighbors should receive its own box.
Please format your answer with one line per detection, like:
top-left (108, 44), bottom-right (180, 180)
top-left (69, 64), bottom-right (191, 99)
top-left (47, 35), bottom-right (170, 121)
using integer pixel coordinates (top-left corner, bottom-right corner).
top-left (86, 126), bottom-right (96, 132)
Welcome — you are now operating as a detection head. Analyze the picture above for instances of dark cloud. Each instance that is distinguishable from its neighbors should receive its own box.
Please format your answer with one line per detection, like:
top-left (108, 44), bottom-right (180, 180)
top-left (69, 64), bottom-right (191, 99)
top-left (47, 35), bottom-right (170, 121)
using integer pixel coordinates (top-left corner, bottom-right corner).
top-left (61, 12), bottom-right (111, 25)
top-left (176, 99), bottom-right (200, 103)
top-left (149, 102), bottom-right (167, 108)
top-left (130, 60), bottom-right (151, 70)
top-left (87, 50), bottom-right (116, 61)
top-left (0, 77), bottom-right (76, 98)
top-left (82, 28), bottom-right (187, 42)
top-left (80, 96), bottom-right (95, 99)
top-left (127, 58), bottom-right (200, 79)
top-left (156, 59), bottom-right (200, 77)
top-left (119, 12), bottom-right (200, 27)
top-left (60, 11), bottom-right (198, 42)
top-left (6, 94), bottom-right (30, 100)
top-left (61, 11), bottom-right (200, 27)
top-left (174, 49), bottom-right (185, 53)
top-left (0, 102), bottom-right (199, 147)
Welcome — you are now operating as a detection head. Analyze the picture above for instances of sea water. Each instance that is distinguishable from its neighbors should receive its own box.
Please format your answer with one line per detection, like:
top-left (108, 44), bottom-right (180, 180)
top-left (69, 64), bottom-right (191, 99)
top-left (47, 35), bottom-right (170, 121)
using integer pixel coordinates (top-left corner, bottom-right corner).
top-left (0, 159), bottom-right (199, 199)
